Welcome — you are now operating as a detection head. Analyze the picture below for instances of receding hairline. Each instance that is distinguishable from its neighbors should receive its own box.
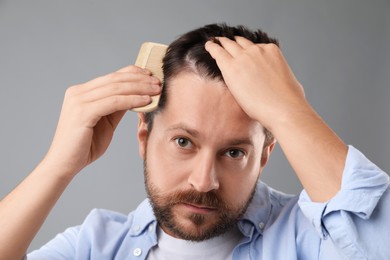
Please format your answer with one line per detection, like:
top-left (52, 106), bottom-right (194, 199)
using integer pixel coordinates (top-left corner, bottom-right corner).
top-left (163, 51), bottom-right (224, 84)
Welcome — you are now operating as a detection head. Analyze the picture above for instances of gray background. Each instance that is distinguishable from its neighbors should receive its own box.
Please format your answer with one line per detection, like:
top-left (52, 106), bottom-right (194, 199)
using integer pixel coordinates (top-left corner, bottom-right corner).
top-left (0, 0), bottom-right (389, 252)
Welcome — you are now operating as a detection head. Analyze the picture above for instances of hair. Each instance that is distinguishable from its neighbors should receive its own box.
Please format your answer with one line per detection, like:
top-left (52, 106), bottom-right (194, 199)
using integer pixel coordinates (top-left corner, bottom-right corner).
top-left (145, 23), bottom-right (278, 146)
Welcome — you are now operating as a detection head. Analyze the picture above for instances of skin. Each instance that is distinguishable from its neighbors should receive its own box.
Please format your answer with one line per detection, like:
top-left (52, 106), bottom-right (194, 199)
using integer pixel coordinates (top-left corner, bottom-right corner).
top-left (0, 36), bottom-right (347, 259)
top-left (137, 72), bottom-right (274, 240)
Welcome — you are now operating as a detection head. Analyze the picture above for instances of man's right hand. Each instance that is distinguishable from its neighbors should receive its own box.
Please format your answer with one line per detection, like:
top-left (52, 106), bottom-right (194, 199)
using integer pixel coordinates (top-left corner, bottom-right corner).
top-left (0, 65), bottom-right (160, 260)
top-left (44, 65), bottom-right (161, 178)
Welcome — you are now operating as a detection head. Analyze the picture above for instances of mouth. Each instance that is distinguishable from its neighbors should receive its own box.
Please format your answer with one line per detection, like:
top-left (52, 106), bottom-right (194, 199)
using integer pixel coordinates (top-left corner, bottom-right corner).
top-left (181, 203), bottom-right (217, 214)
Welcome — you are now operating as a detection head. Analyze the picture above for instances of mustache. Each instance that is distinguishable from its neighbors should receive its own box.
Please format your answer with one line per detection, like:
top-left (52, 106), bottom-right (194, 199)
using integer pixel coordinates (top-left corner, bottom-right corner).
top-left (162, 189), bottom-right (229, 210)
top-left (144, 159), bottom-right (231, 211)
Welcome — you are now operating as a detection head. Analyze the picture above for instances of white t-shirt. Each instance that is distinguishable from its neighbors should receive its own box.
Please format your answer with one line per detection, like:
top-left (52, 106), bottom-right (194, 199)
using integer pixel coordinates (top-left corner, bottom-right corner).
top-left (147, 226), bottom-right (243, 260)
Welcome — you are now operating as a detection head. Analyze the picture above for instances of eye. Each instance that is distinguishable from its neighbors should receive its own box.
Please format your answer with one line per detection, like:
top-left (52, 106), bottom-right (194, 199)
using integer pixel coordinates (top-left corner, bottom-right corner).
top-left (225, 149), bottom-right (245, 159)
top-left (174, 137), bottom-right (193, 149)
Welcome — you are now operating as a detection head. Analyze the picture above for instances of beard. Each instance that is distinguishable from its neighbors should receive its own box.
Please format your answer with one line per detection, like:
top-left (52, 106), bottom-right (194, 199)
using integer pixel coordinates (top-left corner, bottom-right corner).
top-left (144, 160), bottom-right (257, 242)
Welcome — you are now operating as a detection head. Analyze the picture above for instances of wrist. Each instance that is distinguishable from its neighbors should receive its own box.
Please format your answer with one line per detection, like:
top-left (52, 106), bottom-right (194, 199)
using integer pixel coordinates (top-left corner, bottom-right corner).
top-left (37, 154), bottom-right (80, 183)
top-left (263, 100), bottom-right (315, 136)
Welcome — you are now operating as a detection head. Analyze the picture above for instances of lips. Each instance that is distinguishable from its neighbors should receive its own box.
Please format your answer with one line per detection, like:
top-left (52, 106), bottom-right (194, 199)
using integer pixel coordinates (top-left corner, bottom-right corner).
top-left (181, 203), bottom-right (217, 214)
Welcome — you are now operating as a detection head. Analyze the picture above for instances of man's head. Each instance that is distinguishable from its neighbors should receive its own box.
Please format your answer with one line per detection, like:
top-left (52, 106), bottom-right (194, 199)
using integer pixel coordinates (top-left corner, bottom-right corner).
top-left (137, 23), bottom-right (278, 241)
top-left (145, 23), bottom-right (278, 145)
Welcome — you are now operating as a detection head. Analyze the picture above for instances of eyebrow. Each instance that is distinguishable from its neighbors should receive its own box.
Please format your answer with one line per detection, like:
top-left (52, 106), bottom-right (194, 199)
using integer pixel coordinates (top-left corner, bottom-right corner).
top-left (166, 123), bottom-right (200, 137)
top-left (226, 138), bottom-right (255, 147)
top-left (166, 123), bottom-right (255, 147)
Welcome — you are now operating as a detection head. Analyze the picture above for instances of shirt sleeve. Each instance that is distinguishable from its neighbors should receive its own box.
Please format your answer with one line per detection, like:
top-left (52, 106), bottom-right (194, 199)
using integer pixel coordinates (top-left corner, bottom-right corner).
top-left (298, 145), bottom-right (390, 259)
top-left (27, 226), bottom-right (80, 260)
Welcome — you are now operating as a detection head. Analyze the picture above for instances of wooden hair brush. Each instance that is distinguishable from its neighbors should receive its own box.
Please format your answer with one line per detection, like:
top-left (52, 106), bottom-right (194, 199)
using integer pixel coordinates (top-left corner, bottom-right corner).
top-left (131, 42), bottom-right (168, 113)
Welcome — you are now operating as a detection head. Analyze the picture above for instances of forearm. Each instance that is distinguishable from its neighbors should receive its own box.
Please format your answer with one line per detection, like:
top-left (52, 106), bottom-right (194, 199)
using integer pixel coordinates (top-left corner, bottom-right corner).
top-left (271, 102), bottom-right (348, 202)
top-left (0, 159), bottom-right (74, 260)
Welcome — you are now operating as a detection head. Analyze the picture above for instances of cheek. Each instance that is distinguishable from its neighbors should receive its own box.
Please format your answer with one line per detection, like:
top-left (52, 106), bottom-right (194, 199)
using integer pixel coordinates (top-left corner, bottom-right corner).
top-left (220, 172), bottom-right (258, 206)
top-left (145, 138), bottom-right (190, 191)
top-left (218, 156), bottom-right (261, 205)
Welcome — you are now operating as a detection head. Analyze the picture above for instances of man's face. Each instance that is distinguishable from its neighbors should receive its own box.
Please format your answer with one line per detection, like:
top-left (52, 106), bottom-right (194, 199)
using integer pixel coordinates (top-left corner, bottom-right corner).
top-left (138, 72), bottom-right (272, 241)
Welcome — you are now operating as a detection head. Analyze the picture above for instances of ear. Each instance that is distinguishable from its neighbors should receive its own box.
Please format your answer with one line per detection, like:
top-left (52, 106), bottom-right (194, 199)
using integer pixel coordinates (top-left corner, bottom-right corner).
top-left (137, 113), bottom-right (149, 160)
top-left (260, 140), bottom-right (276, 169)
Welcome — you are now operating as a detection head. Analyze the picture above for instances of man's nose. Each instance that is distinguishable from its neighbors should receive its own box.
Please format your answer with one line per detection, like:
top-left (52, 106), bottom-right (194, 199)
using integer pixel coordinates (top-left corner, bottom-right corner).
top-left (187, 152), bottom-right (220, 193)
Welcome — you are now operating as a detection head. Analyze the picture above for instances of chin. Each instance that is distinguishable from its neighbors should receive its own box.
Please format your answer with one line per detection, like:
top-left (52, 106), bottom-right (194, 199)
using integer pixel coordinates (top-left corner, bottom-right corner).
top-left (161, 209), bottom-right (236, 241)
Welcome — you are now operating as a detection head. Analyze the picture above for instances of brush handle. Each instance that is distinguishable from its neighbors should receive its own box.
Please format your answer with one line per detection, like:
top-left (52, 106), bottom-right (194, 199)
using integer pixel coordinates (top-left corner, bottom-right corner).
top-left (131, 42), bottom-right (167, 112)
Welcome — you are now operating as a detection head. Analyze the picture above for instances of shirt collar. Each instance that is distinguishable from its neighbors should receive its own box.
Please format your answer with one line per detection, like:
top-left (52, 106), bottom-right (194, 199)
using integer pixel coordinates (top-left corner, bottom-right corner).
top-left (129, 199), bottom-right (157, 237)
top-left (238, 181), bottom-right (272, 237)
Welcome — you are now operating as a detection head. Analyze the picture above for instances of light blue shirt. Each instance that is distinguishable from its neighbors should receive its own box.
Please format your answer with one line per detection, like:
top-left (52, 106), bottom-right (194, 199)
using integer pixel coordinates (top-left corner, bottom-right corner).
top-left (28, 146), bottom-right (390, 259)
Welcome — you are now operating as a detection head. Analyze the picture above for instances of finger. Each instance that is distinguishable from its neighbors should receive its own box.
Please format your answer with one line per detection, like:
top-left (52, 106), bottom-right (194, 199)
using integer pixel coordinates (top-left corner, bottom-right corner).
top-left (87, 95), bottom-right (152, 125)
top-left (215, 37), bottom-right (243, 57)
top-left (81, 67), bottom-right (142, 89)
top-left (234, 36), bottom-right (255, 48)
top-left (88, 72), bottom-right (160, 92)
top-left (116, 65), bottom-right (151, 75)
top-left (98, 110), bottom-right (127, 133)
top-left (205, 40), bottom-right (233, 63)
top-left (76, 71), bottom-right (159, 95)
top-left (82, 81), bottom-right (161, 103)
top-left (87, 70), bottom-right (151, 87)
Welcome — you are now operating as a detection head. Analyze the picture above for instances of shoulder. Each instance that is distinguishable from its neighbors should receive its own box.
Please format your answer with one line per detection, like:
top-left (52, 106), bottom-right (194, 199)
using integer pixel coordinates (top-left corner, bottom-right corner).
top-left (242, 181), bottom-right (300, 230)
top-left (258, 181), bottom-right (299, 216)
top-left (83, 208), bottom-right (131, 226)
top-left (265, 183), bottom-right (304, 225)
top-left (79, 199), bottom-right (156, 238)
top-left (267, 184), bottom-right (297, 208)
top-left (28, 200), bottom-right (156, 259)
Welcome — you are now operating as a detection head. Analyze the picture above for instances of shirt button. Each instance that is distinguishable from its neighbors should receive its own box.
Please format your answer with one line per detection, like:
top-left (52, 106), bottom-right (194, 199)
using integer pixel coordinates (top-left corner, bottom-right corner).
top-left (258, 222), bottom-right (265, 230)
top-left (133, 225), bottom-right (140, 232)
top-left (148, 224), bottom-right (154, 233)
top-left (133, 248), bottom-right (142, 257)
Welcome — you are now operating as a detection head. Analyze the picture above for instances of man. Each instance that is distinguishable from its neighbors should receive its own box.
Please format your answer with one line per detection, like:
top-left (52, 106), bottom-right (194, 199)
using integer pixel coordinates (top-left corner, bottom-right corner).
top-left (0, 24), bottom-right (389, 259)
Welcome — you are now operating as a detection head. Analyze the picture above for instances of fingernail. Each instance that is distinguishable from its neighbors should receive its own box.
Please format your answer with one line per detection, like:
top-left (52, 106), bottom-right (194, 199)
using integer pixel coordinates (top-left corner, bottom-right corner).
top-left (151, 76), bottom-right (160, 83)
top-left (151, 83), bottom-right (160, 90)
top-left (141, 68), bottom-right (150, 74)
top-left (142, 95), bottom-right (151, 102)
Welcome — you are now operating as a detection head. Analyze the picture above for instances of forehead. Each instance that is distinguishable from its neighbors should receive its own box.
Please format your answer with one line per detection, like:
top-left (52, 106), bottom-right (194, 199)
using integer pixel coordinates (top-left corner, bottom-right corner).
top-left (154, 72), bottom-right (264, 143)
